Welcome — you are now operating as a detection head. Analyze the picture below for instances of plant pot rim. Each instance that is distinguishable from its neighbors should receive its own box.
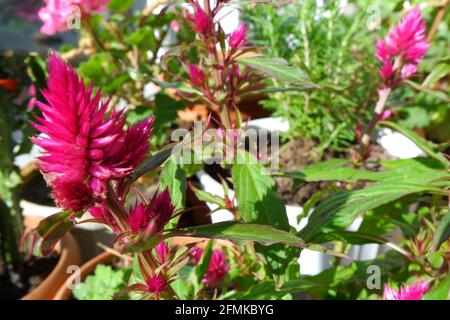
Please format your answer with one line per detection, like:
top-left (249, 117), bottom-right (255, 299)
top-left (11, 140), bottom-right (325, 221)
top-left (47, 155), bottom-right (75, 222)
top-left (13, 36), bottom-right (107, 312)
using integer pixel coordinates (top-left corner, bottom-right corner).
top-left (21, 227), bottom-right (81, 300)
top-left (53, 251), bottom-right (114, 300)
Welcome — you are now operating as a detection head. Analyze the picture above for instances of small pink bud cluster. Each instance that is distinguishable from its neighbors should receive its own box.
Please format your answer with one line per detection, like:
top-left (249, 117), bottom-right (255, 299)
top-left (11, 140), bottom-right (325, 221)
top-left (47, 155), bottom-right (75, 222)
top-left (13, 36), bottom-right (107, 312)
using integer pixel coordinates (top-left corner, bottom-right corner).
top-left (383, 281), bottom-right (430, 300)
top-left (188, 64), bottom-right (206, 86)
top-left (376, 7), bottom-right (429, 86)
top-left (191, 247), bottom-right (230, 287)
top-left (228, 22), bottom-right (247, 49)
top-left (192, 2), bottom-right (212, 37)
top-left (38, 0), bottom-right (110, 35)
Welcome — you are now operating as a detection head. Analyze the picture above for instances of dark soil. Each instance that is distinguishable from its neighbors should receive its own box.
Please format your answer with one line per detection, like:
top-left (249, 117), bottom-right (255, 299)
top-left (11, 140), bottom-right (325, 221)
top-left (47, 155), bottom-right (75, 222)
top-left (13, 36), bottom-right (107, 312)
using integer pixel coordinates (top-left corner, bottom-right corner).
top-left (0, 254), bottom-right (58, 300)
top-left (20, 171), bottom-right (54, 206)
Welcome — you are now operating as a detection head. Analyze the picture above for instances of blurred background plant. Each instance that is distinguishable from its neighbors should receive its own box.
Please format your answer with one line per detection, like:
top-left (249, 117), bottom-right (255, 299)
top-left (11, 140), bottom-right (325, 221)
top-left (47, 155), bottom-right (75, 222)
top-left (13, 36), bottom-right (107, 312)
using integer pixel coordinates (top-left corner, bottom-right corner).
top-left (0, 52), bottom-right (42, 295)
top-left (244, 0), bottom-right (449, 154)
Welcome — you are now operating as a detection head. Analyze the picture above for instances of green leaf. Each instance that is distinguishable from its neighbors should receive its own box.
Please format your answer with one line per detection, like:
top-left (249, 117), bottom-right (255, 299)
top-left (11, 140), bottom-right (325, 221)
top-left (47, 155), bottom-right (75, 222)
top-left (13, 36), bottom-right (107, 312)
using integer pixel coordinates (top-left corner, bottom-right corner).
top-left (108, 0), bottom-right (133, 13)
top-left (422, 63), bottom-right (450, 87)
top-left (153, 94), bottom-right (184, 132)
top-left (160, 157), bottom-right (186, 215)
top-left (379, 121), bottom-right (450, 166)
top-left (423, 274), bottom-right (450, 300)
top-left (300, 182), bottom-right (444, 242)
top-left (25, 210), bottom-right (77, 256)
top-left (73, 265), bottom-right (131, 300)
top-left (280, 160), bottom-right (387, 183)
top-left (314, 230), bottom-right (390, 245)
top-left (190, 184), bottom-right (227, 208)
top-left (225, 279), bottom-right (319, 299)
top-left (168, 221), bottom-right (305, 248)
top-left (237, 56), bottom-right (314, 85)
top-left (433, 209), bottom-right (450, 251)
top-left (129, 144), bottom-right (177, 183)
top-left (193, 240), bottom-right (214, 295)
top-left (124, 27), bottom-right (155, 50)
top-left (232, 152), bottom-right (289, 231)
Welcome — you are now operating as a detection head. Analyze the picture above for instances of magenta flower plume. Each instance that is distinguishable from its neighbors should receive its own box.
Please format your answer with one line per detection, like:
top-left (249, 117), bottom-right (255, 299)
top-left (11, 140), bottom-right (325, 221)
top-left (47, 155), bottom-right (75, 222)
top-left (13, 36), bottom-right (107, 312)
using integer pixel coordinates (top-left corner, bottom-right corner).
top-left (127, 188), bottom-right (175, 234)
top-left (229, 22), bottom-right (247, 49)
top-left (188, 64), bottom-right (206, 86)
top-left (32, 54), bottom-right (154, 211)
top-left (203, 250), bottom-right (229, 287)
top-left (383, 281), bottom-right (430, 300)
top-left (376, 7), bottom-right (429, 85)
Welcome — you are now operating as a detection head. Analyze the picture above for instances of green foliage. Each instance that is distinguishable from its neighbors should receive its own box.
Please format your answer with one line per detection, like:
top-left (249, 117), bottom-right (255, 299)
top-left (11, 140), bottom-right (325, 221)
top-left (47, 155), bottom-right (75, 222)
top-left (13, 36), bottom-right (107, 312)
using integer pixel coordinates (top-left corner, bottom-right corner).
top-left (244, 0), bottom-right (377, 151)
top-left (232, 152), bottom-right (289, 230)
top-left (73, 265), bottom-right (132, 300)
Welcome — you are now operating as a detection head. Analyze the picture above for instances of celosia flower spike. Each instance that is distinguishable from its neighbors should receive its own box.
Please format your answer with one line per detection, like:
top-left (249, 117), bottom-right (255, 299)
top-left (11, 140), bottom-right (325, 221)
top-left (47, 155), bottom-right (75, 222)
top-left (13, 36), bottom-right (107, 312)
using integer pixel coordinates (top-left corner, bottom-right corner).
top-left (228, 22), bottom-right (247, 49)
top-left (127, 188), bottom-right (175, 234)
top-left (203, 249), bottom-right (229, 287)
top-left (383, 281), bottom-right (430, 300)
top-left (192, 2), bottom-right (212, 36)
top-left (376, 7), bottom-right (429, 85)
top-left (32, 54), bottom-right (154, 211)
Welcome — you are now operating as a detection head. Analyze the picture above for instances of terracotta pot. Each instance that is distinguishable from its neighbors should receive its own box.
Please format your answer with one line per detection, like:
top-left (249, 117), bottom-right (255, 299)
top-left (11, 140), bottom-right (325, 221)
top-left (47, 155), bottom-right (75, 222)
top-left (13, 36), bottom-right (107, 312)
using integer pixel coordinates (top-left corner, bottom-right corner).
top-left (21, 224), bottom-right (81, 300)
top-left (53, 251), bottom-right (114, 300)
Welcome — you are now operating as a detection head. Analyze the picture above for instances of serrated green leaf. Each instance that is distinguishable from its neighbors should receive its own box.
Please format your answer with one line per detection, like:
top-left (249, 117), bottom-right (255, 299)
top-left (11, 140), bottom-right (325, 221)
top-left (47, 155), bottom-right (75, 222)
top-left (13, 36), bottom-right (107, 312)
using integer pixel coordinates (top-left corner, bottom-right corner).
top-left (232, 151), bottom-right (289, 231)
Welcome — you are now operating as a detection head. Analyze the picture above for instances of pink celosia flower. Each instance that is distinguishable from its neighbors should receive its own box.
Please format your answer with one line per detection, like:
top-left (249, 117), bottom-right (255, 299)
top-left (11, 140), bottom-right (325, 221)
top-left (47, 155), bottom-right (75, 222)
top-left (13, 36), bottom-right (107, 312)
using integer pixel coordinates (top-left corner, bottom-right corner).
top-left (376, 7), bottom-right (429, 84)
top-left (127, 188), bottom-right (175, 234)
top-left (191, 247), bottom-right (230, 286)
top-left (32, 54), bottom-right (153, 211)
top-left (383, 281), bottom-right (430, 300)
top-left (203, 250), bottom-right (229, 287)
top-left (146, 274), bottom-right (166, 294)
top-left (188, 64), bottom-right (206, 86)
top-left (155, 241), bottom-right (170, 264)
top-left (192, 3), bottom-right (212, 36)
top-left (228, 22), bottom-right (247, 49)
top-left (38, 0), bottom-right (110, 35)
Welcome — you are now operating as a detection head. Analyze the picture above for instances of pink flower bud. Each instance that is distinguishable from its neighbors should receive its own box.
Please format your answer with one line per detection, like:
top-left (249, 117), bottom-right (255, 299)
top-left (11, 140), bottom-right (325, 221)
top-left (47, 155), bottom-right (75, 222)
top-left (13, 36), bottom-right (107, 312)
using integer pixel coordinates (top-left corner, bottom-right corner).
top-left (155, 241), bottom-right (170, 264)
top-left (229, 22), bottom-right (247, 49)
top-left (193, 3), bottom-right (212, 36)
top-left (379, 110), bottom-right (394, 121)
top-left (146, 275), bottom-right (166, 294)
top-left (188, 64), bottom-right (206, 86)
